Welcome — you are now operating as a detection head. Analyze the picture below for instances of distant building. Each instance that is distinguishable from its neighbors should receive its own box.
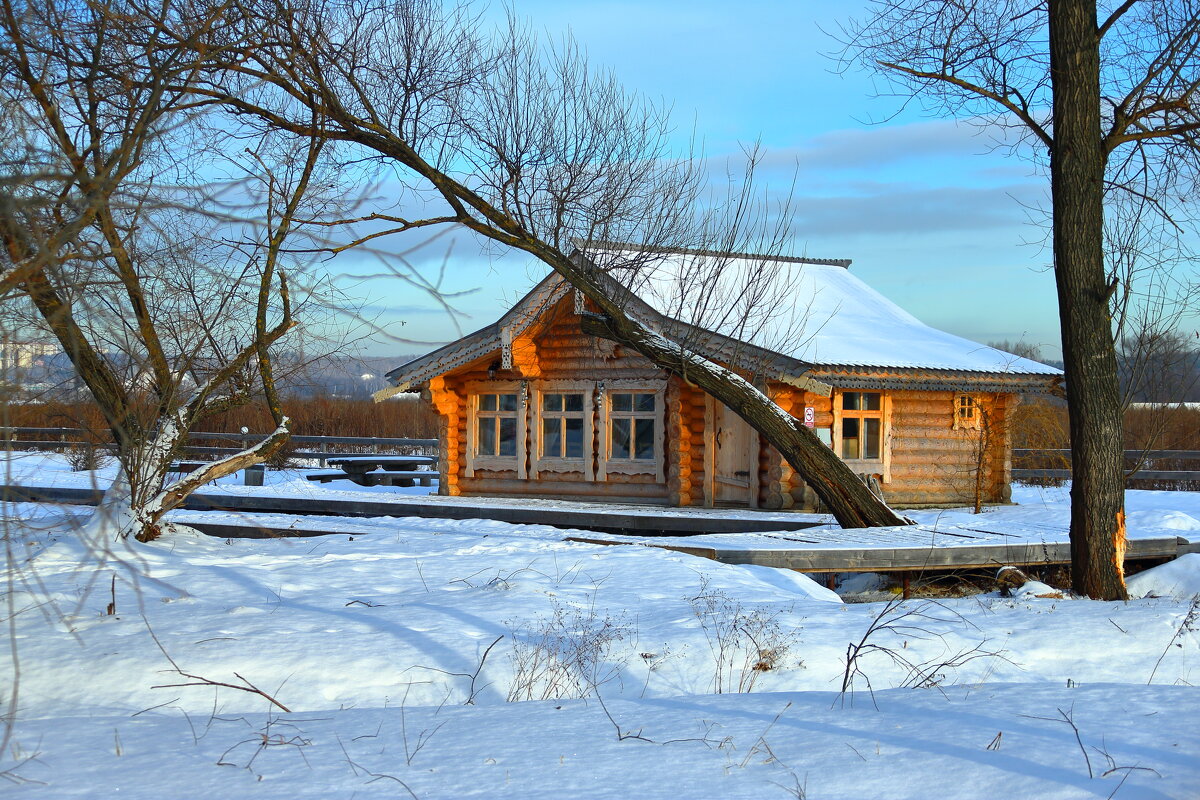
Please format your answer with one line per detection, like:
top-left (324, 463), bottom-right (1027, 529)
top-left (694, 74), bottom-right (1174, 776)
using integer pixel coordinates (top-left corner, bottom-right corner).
top-left (0, 339), bottom-right (58, 372)
top-left (378, 245), bottom-right (1060, 509)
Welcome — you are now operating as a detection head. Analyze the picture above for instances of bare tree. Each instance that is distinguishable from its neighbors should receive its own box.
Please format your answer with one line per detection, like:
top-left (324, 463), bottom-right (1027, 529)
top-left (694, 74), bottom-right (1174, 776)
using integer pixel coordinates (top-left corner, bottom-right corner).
top-left (839, 0), bottom-right (1200, 599)
top-left (184, 0), bottom-right (908, 527)
top-left (0, 0), bottom-right (339, 540)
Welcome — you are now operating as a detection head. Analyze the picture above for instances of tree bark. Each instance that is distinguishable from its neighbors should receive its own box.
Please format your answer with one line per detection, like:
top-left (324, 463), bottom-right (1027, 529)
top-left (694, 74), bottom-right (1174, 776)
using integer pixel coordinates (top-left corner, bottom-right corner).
top-left (1049, 0), bottom-right (1128, 599)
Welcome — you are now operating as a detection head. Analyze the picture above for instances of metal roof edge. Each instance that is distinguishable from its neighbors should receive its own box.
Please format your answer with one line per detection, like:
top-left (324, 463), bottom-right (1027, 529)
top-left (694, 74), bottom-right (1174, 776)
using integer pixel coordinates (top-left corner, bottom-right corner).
top-left (807, 370), bottom-right (1061, 394)
top-left (572, 239), bottom-right (851, 269)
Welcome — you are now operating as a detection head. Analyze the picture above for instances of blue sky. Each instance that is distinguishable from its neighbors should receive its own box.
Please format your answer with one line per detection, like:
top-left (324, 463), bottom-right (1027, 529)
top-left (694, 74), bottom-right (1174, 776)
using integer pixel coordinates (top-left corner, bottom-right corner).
top-left (340, 0), bottom-right (1064, 360)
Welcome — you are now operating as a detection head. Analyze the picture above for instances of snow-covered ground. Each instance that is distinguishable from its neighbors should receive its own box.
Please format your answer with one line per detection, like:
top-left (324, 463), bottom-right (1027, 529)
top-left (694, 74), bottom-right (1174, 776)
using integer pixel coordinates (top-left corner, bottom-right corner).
top-left (3, 453), bottom-right (1200, 798)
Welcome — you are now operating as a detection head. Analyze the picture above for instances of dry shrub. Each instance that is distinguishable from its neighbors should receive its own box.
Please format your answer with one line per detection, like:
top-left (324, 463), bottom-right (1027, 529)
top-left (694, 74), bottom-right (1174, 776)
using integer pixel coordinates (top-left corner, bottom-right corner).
top-left (1123, 405), bottom-right (1200, 452)
top-left (64, 442), bottom-right (110, 471)
top-left (1012, 397), bottom-right (1200, 454)
top-left (207, 394), bottom-right (438, 438)
top-left (3, 400), bottom-right (107, 431)
top-left (506, 600), bottom-right (629, 702)
top-left (1009, 396), bottom-right (1069, 451)
top-left (1009, 397), bottom-right (1070, 483)
top-left (1011, 397), bottom-right (1200, 489)
top-left (6, 393), bottom-right (438, 440)
top-left (688, 581), bottom-right (802, 694)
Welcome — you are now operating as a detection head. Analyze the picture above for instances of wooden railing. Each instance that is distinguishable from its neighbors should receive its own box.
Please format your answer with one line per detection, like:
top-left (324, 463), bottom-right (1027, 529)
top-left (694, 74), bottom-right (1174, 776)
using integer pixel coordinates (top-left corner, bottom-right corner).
top-left (1013, 448), bottom-right (1200, 489)
top-left (1, 427), bottom-right (438, 467)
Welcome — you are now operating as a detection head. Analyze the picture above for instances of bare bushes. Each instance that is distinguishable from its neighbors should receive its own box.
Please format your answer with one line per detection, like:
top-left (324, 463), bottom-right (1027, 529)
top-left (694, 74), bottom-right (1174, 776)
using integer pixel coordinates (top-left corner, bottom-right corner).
top-left (838, 596), bottom-right (1009, 707)
top-left (64, 442), bottom-right (110, 472)
top-left (185, 393), bottom-right (439, 439)
top-left (506, 599), bottom-right (630, 702)
top-left (688, 582), bottom-right (803, 694)
top-left (503, 583), bottom-right (805, 703)
top-left (7, 393), bottom-right (440, 440)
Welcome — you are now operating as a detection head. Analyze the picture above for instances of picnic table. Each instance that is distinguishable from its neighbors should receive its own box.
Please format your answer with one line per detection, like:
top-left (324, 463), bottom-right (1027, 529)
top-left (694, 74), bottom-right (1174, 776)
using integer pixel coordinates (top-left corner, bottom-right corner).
top-left (307, 454), bottom-right (438, 488)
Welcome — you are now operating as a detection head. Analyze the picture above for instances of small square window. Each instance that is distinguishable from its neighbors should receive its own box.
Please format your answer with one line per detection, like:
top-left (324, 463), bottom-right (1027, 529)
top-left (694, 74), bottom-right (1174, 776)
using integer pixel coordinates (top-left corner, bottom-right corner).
top-left (954, 394), bottom-right (981, 430)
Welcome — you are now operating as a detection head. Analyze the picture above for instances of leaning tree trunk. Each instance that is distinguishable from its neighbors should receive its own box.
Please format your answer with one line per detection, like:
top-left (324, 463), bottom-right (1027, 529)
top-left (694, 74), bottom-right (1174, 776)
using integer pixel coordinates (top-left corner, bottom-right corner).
top-left (1049, 0), bottom-right (1128, 599)
top-left (580, 314), bottom-right (908, 528)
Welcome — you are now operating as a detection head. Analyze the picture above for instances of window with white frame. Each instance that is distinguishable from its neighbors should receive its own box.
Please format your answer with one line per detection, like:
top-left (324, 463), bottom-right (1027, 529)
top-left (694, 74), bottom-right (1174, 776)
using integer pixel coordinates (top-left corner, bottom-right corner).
top-left (599, 383), bottom-right (665, 482)
top-left (608, 391), bottom-right (658, 462)
top-left (838, 391), bottom-right (883, 461)
top-left (953, 394), bottom-right (981, 430)
top-left (540, 391), bottom-right (587, 458)
top-left (475, 392), bottom-right (519, 457)
top-left (532, 383), bottom-right (595, 479)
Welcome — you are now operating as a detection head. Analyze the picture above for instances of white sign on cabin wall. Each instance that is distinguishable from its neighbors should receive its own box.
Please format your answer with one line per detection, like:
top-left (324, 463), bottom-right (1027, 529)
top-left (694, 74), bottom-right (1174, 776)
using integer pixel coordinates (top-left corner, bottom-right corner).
top-left (803, 407), bottom-right (815, 428)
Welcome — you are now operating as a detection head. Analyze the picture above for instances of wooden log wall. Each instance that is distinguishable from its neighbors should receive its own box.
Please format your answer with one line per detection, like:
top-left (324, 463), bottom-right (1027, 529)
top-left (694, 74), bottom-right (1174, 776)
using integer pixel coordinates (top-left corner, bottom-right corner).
top-left (424, 292), bottom-right (1020, 511)
top-left (666, 379), bottom-right (707, 506)
top-left (885, 390), bottom-right (1010, 507)
top-left (426, 375), bottom-right (463, 496)
top-left (757, 386), bottom-right (834, 510)
top-left (754, 386), bottom-right (1015, 510)
top-left (534, 303), bottom-right (660, 382)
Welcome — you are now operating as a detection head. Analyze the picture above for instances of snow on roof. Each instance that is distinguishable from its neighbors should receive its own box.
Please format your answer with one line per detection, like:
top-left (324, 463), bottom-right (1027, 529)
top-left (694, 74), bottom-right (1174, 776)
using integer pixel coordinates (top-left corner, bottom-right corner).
top-left (586, 245), bottom-right (1060, 375)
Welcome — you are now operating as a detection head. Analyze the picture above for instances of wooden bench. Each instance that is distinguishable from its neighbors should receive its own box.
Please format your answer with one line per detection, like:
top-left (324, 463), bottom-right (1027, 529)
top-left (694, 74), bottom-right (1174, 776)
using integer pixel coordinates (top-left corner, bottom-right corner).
top-left (325, 455), bottom-right (437, 473)
top-left (306, 469), bottom-right (435, 488)
top-left (306, 471), bottom-right (352, 484)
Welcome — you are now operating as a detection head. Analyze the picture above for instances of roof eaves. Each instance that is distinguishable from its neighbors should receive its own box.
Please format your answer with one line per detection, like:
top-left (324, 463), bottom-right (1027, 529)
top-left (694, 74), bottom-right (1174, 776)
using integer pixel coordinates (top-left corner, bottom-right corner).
top-left (572, 239), bottom-right (852, 269)
top-left (809, 368), bottom-right (1062, 394)
top-left (380, 273), bottom-right (572, 390)
top-left (383, 327), bottom-right (503, 390)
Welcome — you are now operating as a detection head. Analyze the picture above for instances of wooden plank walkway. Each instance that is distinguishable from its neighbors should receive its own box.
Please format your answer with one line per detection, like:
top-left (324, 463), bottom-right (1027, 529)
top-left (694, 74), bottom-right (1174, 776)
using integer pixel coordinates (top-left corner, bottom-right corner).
top-left (6, 484), bottom-right (1195, 572)
top-left (568, 523), bottom-right (1198, 572)
top-left (0, 484), bottom-right (826, 536)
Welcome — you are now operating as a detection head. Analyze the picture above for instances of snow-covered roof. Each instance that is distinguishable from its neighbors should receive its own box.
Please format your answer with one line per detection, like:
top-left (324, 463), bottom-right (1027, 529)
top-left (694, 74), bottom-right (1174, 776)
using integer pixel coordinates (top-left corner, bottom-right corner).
top-left (588, 244), bottom-right (1059, 376)
top-left (381, 244), bottom-right (1060, 396)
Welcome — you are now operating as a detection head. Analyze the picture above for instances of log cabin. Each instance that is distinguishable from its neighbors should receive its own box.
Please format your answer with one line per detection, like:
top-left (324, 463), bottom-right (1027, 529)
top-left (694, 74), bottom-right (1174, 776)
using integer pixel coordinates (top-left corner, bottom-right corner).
top-left (376, 244), bottom-right (1061, 510)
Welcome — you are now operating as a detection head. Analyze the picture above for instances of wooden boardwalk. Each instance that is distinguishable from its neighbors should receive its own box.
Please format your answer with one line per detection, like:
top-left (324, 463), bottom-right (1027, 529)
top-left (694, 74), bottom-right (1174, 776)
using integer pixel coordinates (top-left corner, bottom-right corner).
top-left (570, 522), bottom-right (1198, 572)
top-left (6, 483), bottom-right (1196, 573)
top-left (0, 484), bottom-right (826, 536)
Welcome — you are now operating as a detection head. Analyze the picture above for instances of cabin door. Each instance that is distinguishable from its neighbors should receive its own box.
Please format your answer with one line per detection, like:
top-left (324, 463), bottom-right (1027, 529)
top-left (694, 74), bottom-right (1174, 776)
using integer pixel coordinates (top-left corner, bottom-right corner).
top-left (709, 399), bottom-right (757, 506)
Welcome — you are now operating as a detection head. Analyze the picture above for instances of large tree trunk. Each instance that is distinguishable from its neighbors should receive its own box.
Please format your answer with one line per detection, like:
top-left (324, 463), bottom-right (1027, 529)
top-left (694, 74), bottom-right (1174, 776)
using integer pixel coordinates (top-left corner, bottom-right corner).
top-left (580, 314), bottom-right (909, 528)
top-left (1049, 0), bottom-right (1128, 599)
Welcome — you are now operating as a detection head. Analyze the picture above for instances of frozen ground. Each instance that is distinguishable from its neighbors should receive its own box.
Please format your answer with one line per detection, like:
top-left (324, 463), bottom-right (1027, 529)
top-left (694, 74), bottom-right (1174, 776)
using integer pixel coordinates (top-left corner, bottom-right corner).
top-left (3, 453), bottom-right (1200, 798)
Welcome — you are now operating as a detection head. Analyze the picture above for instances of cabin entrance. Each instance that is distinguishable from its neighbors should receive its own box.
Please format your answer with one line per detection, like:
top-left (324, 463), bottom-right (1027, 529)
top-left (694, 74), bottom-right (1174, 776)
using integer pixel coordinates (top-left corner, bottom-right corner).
top-left (707, 398), bottom-right (758, 507)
